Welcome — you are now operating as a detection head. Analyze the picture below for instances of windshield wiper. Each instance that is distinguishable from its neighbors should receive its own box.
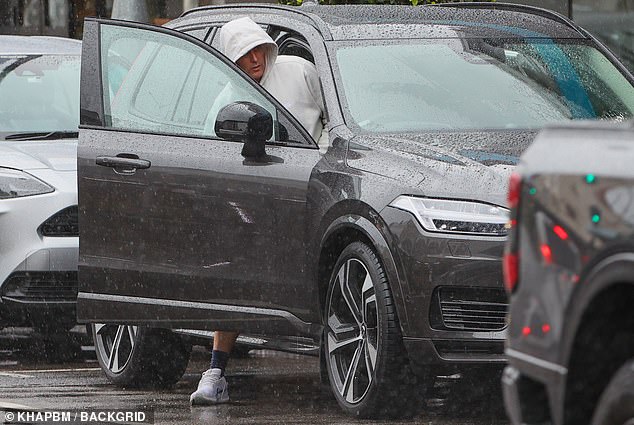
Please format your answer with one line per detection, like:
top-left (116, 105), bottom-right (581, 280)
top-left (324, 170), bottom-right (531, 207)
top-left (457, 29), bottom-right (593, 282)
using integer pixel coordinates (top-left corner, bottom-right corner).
top-left (3, 131), bottom-right (79, 141)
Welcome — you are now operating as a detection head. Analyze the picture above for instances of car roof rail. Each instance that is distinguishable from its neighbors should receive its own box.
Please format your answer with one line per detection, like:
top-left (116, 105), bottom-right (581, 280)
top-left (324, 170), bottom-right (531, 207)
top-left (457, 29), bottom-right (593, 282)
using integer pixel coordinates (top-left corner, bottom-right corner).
top-left (177, 3), bottom-right (332, 40)
top-left (180, 3), bottom-right (310, 19)
top-left (433, 2), bottom-right (583, 36)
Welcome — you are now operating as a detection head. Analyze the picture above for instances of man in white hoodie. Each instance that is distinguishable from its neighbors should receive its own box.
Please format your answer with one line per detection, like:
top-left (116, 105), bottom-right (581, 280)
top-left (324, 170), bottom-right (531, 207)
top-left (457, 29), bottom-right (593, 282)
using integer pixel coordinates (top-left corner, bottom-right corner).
top-left (204, 16), bottom-right (324, 142)
top-left (190, 17), bottom-right (325, 406)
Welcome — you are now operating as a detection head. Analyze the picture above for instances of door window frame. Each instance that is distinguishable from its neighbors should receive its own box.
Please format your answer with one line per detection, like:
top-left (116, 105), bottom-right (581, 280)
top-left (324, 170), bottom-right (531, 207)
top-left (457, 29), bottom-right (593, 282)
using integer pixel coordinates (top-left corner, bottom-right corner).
top-left (204, 13), bottom-right (337, 129)
top-left (79, 17), bottom-right (318, 149)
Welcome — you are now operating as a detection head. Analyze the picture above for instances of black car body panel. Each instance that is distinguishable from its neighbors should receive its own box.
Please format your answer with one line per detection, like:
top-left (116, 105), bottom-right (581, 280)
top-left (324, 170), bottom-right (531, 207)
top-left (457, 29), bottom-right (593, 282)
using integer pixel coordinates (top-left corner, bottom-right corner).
top-left (77, 3), bottom-right (634, 377)
top-left (503, 120), bottom-right (634, 425)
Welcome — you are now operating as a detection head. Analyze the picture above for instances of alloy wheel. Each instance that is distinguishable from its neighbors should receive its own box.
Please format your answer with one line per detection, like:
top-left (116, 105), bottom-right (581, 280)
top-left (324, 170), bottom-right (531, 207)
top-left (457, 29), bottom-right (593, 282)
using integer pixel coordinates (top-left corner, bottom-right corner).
top-left (93, 324), bottom-right (138, 374)
top-left (326, 257), bottom-right (379, 404)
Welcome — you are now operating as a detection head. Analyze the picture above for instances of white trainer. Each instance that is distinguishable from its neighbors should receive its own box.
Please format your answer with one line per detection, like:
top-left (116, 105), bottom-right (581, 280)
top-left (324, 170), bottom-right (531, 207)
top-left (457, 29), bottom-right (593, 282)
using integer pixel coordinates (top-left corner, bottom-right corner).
top-left (190, 368), bottom-right (230, 405)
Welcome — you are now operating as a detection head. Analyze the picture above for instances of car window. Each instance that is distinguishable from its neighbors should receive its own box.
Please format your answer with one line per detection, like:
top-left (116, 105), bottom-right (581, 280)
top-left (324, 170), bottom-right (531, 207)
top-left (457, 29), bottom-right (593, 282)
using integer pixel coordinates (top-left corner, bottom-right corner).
top-left (274, 29), bottom-right (315, 64)
top-left (334, 39), bottom-right (634, 132)
top-left (181, 27), bottom-right (209, 41)
top-left (99, 24), bottom-right (287, 142)
top-left (0, 54), bottom-right (79, 134)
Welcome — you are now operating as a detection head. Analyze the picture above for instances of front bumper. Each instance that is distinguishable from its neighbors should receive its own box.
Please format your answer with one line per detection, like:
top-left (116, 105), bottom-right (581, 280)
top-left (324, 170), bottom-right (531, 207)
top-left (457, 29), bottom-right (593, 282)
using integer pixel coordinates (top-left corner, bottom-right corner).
top-left (0, 241), bottom-right (78, 328)
top-left (403, 337), bottom-right (505, 376)
top-left (383, 207), bottom-right (508, 369)
top-left (0, 270), bottom-right (78, 328)
top-left (0, 169), bottom-right (79, 329)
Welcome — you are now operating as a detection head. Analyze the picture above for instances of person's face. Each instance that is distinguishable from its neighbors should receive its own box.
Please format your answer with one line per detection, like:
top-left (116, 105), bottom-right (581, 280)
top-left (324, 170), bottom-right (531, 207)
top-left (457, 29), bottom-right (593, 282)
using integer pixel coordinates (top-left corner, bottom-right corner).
top-left (236, 45), bottom-right (267, 82)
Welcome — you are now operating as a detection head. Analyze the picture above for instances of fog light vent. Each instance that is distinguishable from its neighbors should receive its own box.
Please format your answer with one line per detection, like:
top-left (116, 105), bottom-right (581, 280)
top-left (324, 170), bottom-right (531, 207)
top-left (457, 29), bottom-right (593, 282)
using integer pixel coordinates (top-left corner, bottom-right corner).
top-left (432, 287), bottom-right (508, 331)
top-left (39, 206), bottom-right (79, 237)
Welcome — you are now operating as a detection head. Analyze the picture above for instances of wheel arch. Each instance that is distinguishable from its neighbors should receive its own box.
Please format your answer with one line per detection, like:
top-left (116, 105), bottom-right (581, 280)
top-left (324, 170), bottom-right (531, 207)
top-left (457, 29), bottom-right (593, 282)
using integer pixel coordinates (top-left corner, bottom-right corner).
top-left (316, 201), bottom-right (409, 335)
top-left (561, 253), bottom-right (634, 424)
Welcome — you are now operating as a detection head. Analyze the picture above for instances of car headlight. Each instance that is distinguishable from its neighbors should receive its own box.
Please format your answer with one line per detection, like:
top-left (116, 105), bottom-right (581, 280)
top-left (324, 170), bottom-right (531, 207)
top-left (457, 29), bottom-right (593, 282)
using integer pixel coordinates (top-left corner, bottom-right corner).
top-left (0, 168), bottom-right (54, 199)
top-left (389, 196), bottom-right (509, 236)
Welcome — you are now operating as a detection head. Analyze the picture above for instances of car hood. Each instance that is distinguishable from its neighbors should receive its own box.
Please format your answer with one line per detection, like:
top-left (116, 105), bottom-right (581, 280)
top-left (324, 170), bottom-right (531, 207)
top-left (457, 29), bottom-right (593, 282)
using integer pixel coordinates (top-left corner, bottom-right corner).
top-left (346, 130), bottom-right (536, 207)
top-left (0, 140), bottom-right (78, 172)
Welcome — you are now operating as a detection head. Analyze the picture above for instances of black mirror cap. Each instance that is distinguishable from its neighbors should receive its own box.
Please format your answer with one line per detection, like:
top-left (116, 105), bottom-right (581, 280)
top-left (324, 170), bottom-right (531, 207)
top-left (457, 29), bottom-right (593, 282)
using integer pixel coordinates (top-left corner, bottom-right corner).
top-left (215, 101), bottom-right (273, 143)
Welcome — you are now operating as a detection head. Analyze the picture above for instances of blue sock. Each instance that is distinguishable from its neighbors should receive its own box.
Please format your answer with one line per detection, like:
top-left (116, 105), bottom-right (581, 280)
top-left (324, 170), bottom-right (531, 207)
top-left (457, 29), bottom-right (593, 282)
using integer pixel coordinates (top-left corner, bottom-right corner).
top-left (210, 350), bottom-right (230, 377)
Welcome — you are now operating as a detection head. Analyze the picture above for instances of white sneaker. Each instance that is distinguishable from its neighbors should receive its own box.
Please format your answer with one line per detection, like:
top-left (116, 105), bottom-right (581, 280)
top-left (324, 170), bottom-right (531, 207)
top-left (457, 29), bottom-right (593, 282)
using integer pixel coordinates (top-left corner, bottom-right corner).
top-left (190, 369), bottom-right (230, 405)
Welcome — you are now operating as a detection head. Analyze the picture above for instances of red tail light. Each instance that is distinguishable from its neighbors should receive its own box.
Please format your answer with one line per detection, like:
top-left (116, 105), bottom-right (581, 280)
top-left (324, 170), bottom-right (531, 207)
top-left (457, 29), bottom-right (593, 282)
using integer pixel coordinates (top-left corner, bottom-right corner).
top-left (553, 225), bottom-right (568, 240)
top-left (504, 173), bottom-right (522, 293)
top-left (507, 172), bottom-right (522, 209)
top-left (540, 244), bottom-right (553, 264)
top-left (503, 252), bottom-right (518, 293)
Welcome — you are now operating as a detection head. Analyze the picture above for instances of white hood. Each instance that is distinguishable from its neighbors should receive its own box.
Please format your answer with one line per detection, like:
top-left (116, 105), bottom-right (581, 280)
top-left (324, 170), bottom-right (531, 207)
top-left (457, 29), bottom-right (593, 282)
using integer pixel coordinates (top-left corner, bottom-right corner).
top-left (0, 140), bottom-right (77, 171)
top-left (217, 17), bottom-right (278, 83)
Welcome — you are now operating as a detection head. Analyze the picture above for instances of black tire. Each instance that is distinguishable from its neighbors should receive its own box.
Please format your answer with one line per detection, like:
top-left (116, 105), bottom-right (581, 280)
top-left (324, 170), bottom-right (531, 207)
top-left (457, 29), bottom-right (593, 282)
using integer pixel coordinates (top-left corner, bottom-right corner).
top-left (323, 241), bottom-right (429, 418)
top-left (591, 359), bottom-right (634, 425)
top-left (91, 323), bottom-right (191, 389)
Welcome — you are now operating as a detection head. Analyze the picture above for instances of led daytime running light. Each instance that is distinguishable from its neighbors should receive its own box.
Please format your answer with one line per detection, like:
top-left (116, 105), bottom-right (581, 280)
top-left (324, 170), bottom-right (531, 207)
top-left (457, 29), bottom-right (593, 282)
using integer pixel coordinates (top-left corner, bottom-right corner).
top-left (390, 196), bottom-right (509, 236)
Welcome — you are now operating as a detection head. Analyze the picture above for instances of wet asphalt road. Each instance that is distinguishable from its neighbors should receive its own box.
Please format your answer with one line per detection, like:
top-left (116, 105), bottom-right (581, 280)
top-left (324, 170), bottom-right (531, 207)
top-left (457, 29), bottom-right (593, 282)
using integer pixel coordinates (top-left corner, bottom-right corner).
top-left (0, 327), bottom-right (509, 424)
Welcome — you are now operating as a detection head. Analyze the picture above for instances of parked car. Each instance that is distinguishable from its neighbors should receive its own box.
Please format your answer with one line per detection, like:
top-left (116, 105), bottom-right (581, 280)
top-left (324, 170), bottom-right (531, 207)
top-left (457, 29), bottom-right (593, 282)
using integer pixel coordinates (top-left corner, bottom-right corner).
top-left (76, 3), bottom-right (634, 417)
top-left (503, 120), bottom-right (634, 425)
top-left (0, 36), bottom-right (80, 338)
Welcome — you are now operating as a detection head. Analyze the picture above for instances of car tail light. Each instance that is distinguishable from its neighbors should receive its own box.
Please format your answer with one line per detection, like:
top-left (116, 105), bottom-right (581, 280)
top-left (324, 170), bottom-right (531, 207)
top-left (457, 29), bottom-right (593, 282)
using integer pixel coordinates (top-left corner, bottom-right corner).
top-left (503, 252), bottom-right (518, 293)
top-left (540, 244), bottom-right (553, 264)
top-left (552, 225), bottom-right (568, 240)
top-left (504, 173), bottom-right (522, 294)
top-left (507, 172), bottom-right (522, 210)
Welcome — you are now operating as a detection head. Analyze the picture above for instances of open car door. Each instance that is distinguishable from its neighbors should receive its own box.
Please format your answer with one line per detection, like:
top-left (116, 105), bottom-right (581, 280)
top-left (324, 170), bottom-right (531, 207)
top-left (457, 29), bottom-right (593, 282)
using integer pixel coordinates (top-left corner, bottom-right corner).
top-left (77, 18), bottom-right (321, 337)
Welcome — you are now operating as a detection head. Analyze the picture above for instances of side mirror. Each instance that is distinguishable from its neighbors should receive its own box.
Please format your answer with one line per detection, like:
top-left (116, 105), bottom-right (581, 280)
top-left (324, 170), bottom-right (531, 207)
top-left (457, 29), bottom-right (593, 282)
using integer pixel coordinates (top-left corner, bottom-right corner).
top-left (215, 101), bottom-right (273, 158)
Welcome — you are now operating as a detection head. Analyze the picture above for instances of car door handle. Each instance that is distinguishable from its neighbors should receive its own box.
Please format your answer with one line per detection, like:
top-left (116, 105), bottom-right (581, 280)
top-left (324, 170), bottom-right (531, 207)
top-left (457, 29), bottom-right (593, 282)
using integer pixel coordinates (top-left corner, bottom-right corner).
top-left (96, 155), bottom-right (151, 173)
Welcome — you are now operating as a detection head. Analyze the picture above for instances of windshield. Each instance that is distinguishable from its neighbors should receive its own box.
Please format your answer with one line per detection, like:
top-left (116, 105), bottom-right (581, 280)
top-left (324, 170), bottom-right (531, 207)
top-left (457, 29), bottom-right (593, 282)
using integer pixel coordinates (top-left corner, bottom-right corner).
top-left (0, 54), bottom-right (80, 139)
top-left (334, 39), bottom-right (634, 132)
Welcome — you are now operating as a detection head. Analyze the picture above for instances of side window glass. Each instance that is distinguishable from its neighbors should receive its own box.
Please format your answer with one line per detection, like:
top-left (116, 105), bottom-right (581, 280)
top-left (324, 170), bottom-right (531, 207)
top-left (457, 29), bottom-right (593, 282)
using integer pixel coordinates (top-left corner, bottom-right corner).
top-left (182, 27), bottom-right (208, 41)
top-left (189, 60), bottom-right (224, 125)
top-left (277, 34), bottom-right (314, 64)
top-left (132, 44), bottom-right (195, 123)
top-left (100, 24), bottom-right (284, 141)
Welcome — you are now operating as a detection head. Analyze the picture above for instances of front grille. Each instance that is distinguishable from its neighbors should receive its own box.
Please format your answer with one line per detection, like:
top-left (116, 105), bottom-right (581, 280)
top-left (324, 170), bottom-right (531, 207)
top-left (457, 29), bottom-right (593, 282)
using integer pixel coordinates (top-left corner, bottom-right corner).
top-left (432, 287), bottom-right (508, 331)
top-left (1, 272), bottom-right (78, 302)
top-left (39, 206), bottom-right (79, 237)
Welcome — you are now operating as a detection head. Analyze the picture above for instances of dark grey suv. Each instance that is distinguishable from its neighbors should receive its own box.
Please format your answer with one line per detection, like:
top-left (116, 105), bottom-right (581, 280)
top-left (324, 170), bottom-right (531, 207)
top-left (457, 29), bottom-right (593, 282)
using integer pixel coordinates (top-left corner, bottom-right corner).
top-left (503, 121), bottom-right (634, 425)
top-left (76, 3), bottom-right (634, 417)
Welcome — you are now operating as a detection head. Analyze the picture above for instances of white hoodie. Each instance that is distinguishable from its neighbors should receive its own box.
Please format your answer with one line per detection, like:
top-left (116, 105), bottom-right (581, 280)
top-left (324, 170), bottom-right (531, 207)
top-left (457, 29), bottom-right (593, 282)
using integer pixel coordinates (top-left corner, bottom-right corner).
top-left (215, 17), bottom-right (325, 142)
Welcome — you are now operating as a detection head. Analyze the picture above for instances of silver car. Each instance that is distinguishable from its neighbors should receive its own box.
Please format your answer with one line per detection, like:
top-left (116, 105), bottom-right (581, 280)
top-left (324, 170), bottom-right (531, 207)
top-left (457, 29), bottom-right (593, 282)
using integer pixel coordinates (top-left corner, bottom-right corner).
top-left (0, 36), bottom-right (80, 336)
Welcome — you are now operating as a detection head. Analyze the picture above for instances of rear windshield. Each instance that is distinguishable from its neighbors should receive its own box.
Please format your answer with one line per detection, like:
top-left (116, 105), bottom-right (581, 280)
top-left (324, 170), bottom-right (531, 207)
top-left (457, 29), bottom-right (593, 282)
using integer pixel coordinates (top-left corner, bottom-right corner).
top-left (333, 39), bottom-right (634, 132)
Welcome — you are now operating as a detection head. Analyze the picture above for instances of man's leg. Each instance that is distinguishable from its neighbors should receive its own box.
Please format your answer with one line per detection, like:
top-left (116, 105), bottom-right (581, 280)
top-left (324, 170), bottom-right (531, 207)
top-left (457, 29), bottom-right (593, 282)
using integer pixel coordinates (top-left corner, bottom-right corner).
top-left (190, 331), bottom-right (239, 405)
top-left (210, 331), bottom-right (239, 376)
